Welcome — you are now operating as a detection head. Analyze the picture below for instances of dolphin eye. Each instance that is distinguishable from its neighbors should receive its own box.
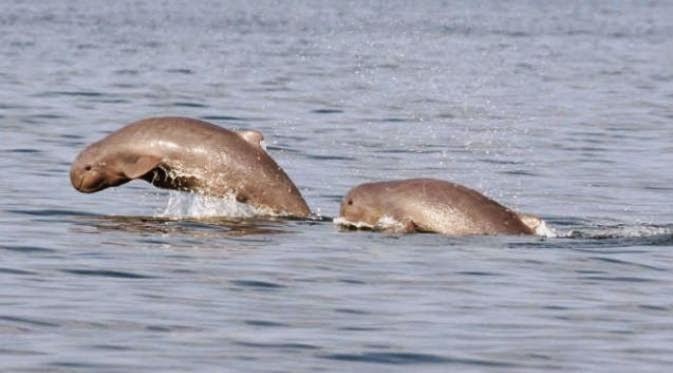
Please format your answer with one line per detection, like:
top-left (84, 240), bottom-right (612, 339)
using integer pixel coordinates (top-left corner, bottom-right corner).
top-left (84, 165), bottom-right (92, 171)
top-left (347, 199), bottom-right (353, 205)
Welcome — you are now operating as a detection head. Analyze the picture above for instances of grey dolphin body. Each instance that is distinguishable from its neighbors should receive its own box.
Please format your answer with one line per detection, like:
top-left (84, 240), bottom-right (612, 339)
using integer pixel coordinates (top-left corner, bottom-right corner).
top-left (70, 117), bottom-right (311, 217)
top-left (338, 178), bottom-right (539, 235)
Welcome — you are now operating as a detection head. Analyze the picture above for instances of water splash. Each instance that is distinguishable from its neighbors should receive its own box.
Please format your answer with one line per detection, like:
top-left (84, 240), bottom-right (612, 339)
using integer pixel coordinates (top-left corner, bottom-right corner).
top-left (533, 220), bottom-right (557, 238)
top-left (560, 224), bottom-right (673, 240)
top-left (333, 215), bottom-right (407, 232)
top-left (156, 191), bottom-right (274, 219)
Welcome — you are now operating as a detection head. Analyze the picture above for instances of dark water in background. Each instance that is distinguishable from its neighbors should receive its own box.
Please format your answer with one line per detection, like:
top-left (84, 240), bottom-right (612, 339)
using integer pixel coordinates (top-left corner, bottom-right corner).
top-left (2, 1), bottom-right (673, 371)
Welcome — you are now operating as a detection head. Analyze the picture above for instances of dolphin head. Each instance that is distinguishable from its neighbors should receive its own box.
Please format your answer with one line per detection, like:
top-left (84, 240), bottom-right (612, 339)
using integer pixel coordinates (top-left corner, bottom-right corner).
top-left (338, 183), bottom-right (386, 227)
top-left (70, 141), bottom-right (132, 193)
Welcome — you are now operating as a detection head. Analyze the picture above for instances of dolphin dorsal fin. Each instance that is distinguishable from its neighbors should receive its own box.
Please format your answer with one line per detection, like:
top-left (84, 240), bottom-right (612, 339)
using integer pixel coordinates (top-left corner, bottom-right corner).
top-left (237, 130), bottom-right (266, 150)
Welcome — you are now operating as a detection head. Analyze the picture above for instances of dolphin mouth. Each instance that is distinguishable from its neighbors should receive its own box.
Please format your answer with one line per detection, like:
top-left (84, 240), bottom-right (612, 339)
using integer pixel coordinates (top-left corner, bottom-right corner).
top-left (76, 176), bottom-right (86, 191)
top-left (78, 185), bottom-right (99, 193)
top-left (79, 181), bottom-right (106, 193)
top-left (75, 180), bottom-right (93, 193)
top-left (70, 171), bottom-right (85, 192)
top-left (72, 174), bottom-right (105, 193)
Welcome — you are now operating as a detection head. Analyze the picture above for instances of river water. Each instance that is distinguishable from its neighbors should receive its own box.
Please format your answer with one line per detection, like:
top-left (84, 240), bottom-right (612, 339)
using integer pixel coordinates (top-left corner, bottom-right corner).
top-left (2, 1), bottom-right (673, 372)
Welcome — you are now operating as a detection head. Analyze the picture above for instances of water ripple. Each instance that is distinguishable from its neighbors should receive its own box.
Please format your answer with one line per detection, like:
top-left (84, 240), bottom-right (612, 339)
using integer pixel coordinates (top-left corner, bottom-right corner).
top-left (61, 269), bottom-right (156, 279)
top-left (165, 68), bottom-right (194, 75)
top-left (455, 271), bottom-right (503, 277)
top-left (243, 320), bottom-right (289, 327)
top-left (200, 115), bottom-right (247, 122)
top-left (0, 267), bottom-right (37, 275)
top-left (311, 109), bottom-right (343, 114)
top-left (334, 308), bottom-right (370, 315)
top-left (1, 245), bottom-right (55, 254)
top-left (235, 341), bottom-right (320, 350)
top-left (589, 256), bottom-right (666, 271)
top-left (172, 101), bottom-right (208, 108)
top-left (7, 209), bottom-right (99, 218)
top-left (41, 91), bottom-right (105, 97)
top-left (0, 348), bottom-right (46, 356)
top-left (580, 276), bottom-right (656, 283)
top-left (48, 361), bottom-right (133, 370)
top-left (0, 315), bottom-right (59, 328)
top-left (320, 352), bottom-right (516, 367)
top-left (90, 344), bottom-right (133, 351)
top-left (5, 148), bottom-right (42, 154)
top-left (231, 280), bottom-right (285, 289)
top-left (305, 154), bottom-right (357, 161)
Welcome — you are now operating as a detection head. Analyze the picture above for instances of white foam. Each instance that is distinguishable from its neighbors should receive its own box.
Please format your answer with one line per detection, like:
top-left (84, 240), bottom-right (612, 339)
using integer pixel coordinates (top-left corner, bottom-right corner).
top-left (533, 219), bottom-right (557, 238)
top-left (376, 215), bottom-right (408, 231)
top-left (333, 215), bottom-right (406, 231)
top-left (156, 191), bottom-right (274, 219)
top-left (333, 216), bottom-right (374, 229)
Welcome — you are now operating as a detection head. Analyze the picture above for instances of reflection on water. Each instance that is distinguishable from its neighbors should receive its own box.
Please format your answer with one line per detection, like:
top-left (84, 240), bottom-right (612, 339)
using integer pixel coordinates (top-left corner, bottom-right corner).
top-left (79, 215), bottom-right (294, 237)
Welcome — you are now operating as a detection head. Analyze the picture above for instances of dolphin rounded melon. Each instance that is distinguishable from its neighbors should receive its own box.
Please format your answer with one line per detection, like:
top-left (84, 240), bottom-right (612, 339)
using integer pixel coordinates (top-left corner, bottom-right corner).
top-left (70, 116), bottom-right (311, 217)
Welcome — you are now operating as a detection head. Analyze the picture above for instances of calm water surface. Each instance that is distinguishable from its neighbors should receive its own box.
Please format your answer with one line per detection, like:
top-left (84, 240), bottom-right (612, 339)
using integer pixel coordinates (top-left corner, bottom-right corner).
top-left (2, 1), bottom-right (673, 372)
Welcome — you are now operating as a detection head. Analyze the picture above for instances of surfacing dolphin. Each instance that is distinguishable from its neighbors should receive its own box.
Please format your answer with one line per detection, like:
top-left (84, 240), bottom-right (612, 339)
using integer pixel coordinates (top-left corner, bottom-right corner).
top-left (70, 116), bottom-right (311, 217)
top-left (337, 178), bottom-right (542, 236)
